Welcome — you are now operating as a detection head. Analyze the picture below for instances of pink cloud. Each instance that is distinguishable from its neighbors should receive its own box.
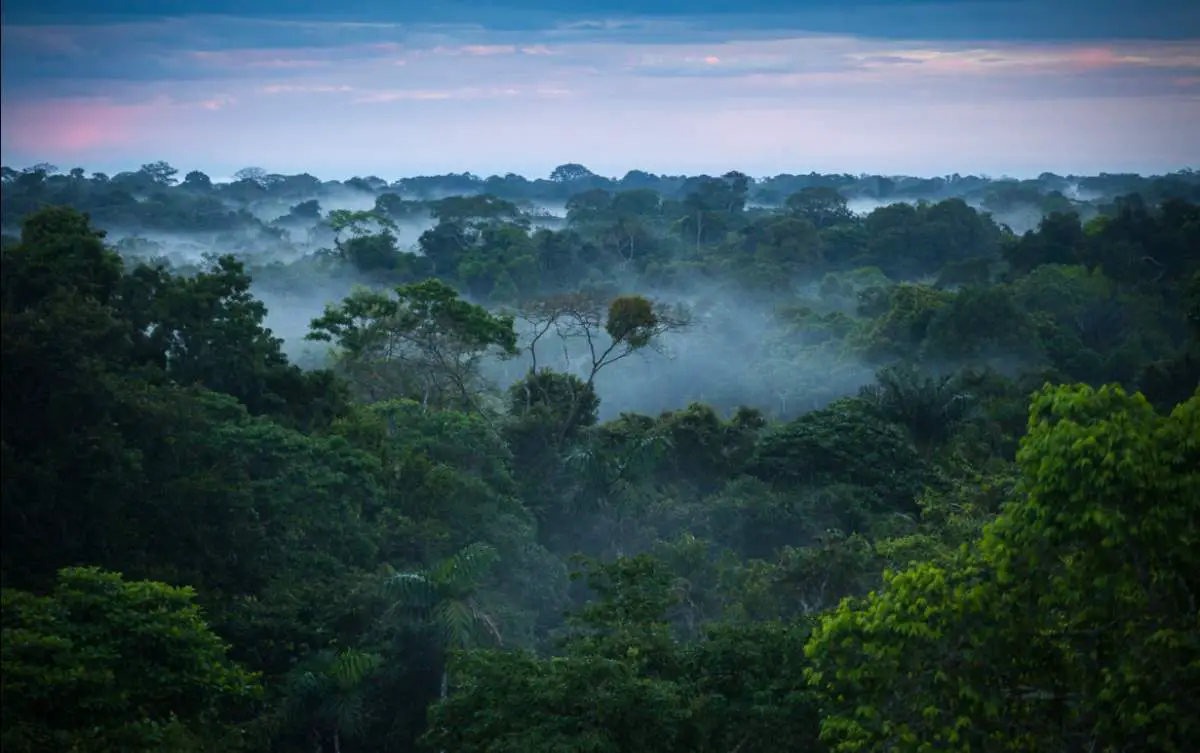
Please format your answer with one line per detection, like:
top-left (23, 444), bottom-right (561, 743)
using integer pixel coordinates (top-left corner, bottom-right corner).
top-left (352, 89), bottom-right (456, 103)
top-left (350, 86), bottom-right (537, 103)
top-left (850, 42), bottom-right (1200, 77)
top-left (462, 44), bottom-right (518, 56)
top-left (199, 96), bottom-right (236, 110)
top-left (0, 94), bottom-right (239, 157)
top-left (0, 98), bottom-right (160, 153)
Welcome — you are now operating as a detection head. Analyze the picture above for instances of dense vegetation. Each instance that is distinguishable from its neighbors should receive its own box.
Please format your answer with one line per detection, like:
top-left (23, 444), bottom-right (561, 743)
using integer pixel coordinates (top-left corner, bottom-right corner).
top-left (2, 160), bottom-right (1198, 752)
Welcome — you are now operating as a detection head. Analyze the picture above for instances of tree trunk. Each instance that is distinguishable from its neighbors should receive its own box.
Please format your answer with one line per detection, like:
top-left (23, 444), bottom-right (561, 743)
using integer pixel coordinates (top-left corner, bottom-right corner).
top-left (439, 666), bottom-right (450, 753)
top-left (333, 731), bottom-right (342, 753)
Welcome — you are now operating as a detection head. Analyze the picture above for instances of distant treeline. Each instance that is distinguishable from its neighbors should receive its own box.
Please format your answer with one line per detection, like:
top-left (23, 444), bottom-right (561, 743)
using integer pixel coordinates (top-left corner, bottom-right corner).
top-left (5, 161), bottom-right (1199, 221)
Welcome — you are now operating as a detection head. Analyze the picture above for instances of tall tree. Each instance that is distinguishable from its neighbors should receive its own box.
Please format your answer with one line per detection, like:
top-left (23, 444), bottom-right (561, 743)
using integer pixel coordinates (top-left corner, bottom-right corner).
top-left (308, 279), bottom-right (518, 409)
top-left (279, 649), bottom-right (383, 753)
top-left (517, 289), bottom-right (689, 443)
top-left (1, 567), bottom-right (260, 752)
top-left (383, 543), bottom-right (503, 702)
top-left (806, 384), bottom-right (1200, 752)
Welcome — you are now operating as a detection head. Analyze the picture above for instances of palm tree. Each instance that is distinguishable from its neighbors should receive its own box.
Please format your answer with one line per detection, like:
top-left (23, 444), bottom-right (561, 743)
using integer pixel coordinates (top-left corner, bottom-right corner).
top-left (563, 429), bottom-right (672, 556)
top-left (281, 648), bottom-right (383, 753)
top-left (383, 542), bottom-right (502, 702)
top-left (859, 363), bottom-right (977, 448)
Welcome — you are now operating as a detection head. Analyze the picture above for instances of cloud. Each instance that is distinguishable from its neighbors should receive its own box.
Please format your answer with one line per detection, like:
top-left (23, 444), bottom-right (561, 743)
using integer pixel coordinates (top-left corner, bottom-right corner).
top-left (198, 96), bottom-right (237, 110)
top-left (1, 12), bottom-right (1197, 177)
top-left (189, 49), bottom-right (333, 69)
top-left (849, 43), bottom-right (1200, 75)
top-left (349, 85), bottom-right (573, 103)
top-left (0, 97), bottom-right (173, 153)
top-left (260, 83), bottom-right (355, 94)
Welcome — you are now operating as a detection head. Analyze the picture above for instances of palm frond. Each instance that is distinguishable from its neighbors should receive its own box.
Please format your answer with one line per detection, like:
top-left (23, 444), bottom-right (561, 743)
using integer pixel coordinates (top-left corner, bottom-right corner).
top-left (429, 542), bottom-right (500, 593)
top-left (860, 363), bottom-right (978, 446)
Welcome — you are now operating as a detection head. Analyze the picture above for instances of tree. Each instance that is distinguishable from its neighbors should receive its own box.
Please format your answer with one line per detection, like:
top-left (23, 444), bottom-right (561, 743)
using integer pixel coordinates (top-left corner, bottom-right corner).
top-left (676, 174), bottom-right (748, 248)
top-left (423, 554), bottom-right (688, 753)
top-left (1, 567), bottom-right (260, 752)
top-left (383, 543), bottom-right (502, 702)
top-left (374, 192), bottom-right (422, 220)
top-left (805, 384), bottom-right (1200, 752)
top-left (428, 194), bottom-right (522, 226)
top-left (565, 188), bottom-right (662, 267)
top-left (1003, 211), bottom-right (1084, 273)
top-left (550, 163), bottom-right (596, 183)
top-left (517, 289), bottom-right (689, 442)
top-left (321, 208), bottom-right (412, 272)
top-left (740, 214), bottom-right (824, 280)
top-left (139, 160), bottom-right (179, 186)
top-left (233, 166), bottom-right (267, 186)
top-left (858, 363), bottom-right (978, 449)
top-left (279, 649), bottom-right (383, 753)
top-left (748, 396), bottom-right (933, 512)
top-left (182, 170), bottom-right (214, 191)
top-left (289, 198), bottom-right (322, 219)
top-left (785, 186), bottom-right (854, 228)
top-left (327, 208), bottom-right (395, 242)
top-left (120, 253), bottom-right (343, 427)
top-left (508, 369), bottom-right (599, 439)
top-left (307, 279), bottom-right (518, 409)
top-left (423, 555), bottom-right (824, 753)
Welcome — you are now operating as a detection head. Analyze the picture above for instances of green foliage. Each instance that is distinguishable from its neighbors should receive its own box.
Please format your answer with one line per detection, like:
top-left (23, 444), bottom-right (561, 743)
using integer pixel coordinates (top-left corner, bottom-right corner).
top-left (855, 282), bottom-right (952, 361)
top-left (1, 567), bottom-right (260, 753)
top-left (2, 169), bottom-right (1197, 753)
top-left (308, 278), bottom-right (518, 407)
top-left (278, 648), bottom-right (383, 750)
top-left (922, 284), bottom-right (1037, 361)
top-left (606, 294), bottom-right (659, 346)
top-left (858, 363), bottom-right (978, 449)
top-left (385, 543), bottom-right (504, 651)
top-left (805, 384), bottom-right (1200, 752)
top-left (749, 396), bottom-right (933, 511)
top-left (423, 555), bottom-right (824, 753)
top-left (2, 205), bottom-right (123, 306)
top-left (508, 369), bottom-right (600, 435)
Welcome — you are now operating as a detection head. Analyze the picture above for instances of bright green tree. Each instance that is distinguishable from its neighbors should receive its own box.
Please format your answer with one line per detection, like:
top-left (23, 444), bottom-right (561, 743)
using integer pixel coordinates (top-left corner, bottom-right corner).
top-left (1, 567), bottom-right (261, 753)
top-left (805, 384), bottom-right (1200, 752)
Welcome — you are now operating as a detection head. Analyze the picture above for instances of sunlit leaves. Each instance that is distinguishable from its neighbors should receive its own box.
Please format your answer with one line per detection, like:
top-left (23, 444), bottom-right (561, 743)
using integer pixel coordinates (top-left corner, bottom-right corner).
top-left (806, 384), bottom-right (1200, 752)
top-left (1, 567), bottom-right (260, 753)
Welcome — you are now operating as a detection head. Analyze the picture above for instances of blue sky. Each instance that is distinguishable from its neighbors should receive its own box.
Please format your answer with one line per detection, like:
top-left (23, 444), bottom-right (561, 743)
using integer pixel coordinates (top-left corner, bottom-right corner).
top-left (2, 0), bottom-right (1198, 179)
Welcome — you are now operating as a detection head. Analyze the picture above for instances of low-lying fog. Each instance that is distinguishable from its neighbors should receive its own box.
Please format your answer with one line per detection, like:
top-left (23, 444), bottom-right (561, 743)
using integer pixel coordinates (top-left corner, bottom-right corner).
top-left (77, 185), bottom-right (1087, 420)
top-left (252, 270), bottom-right (876, 423)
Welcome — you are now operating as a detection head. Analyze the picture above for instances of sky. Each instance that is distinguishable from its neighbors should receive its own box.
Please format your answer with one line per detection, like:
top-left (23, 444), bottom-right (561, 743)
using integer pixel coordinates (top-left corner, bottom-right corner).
top-left (2, 0), bottom-right (1198, 180)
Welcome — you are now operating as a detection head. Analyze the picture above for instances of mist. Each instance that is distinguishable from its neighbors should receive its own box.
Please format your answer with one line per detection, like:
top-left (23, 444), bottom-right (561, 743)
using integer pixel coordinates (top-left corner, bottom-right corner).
top-left (7, 161), bottom-right (1191, 425)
